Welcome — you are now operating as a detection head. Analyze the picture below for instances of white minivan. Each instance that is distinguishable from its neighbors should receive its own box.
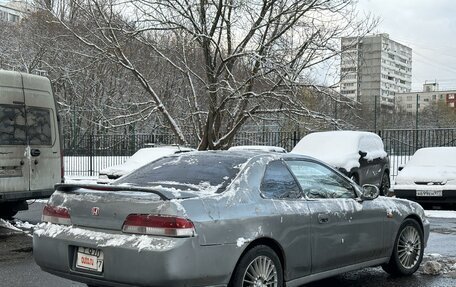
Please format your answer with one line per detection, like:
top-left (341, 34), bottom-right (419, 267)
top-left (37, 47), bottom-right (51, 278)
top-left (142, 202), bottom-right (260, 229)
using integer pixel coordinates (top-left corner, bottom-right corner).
top-left (0, 70), bottom-right (63, 218)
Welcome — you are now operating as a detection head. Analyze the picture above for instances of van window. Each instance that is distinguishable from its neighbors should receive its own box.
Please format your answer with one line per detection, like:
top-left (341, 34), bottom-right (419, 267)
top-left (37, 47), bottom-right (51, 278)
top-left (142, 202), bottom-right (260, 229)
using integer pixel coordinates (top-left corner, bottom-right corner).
top-left (0, 104), bottom-right (26, 145)
top-left (27, 107), bottom-right (52, 145)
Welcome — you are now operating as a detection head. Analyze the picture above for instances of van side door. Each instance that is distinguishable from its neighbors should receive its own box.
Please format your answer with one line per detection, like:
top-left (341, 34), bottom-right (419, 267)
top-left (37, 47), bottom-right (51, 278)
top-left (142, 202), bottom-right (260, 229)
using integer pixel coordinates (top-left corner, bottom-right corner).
top-left (23, 76), bottom-right (60, 192)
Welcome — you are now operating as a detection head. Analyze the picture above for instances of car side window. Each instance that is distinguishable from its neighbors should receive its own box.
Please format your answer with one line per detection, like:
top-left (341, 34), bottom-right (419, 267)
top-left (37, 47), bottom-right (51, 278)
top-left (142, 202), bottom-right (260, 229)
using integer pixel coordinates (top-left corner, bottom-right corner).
top-left (286, 160), bottom-right (355, 199)
top-left (260, 160), bottom-right (302, 199)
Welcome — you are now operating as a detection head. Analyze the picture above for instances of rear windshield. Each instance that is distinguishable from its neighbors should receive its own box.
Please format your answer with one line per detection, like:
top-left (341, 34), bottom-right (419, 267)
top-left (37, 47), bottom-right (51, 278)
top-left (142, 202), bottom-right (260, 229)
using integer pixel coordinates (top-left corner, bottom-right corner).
top-left (115, 153), bottom-right (249, 193)
top-left (0, 104), bottom-right (26, 145)
top-left (0, 104), bottom-right (52, 146)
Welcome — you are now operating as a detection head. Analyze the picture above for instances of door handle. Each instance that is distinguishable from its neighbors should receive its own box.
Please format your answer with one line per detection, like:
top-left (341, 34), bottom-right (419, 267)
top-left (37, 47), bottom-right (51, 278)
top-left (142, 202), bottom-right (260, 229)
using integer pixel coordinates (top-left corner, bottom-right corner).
top-left (31, 149), bottom-right (41, 157)
top-left (318, 214), bottom-right (329, 224)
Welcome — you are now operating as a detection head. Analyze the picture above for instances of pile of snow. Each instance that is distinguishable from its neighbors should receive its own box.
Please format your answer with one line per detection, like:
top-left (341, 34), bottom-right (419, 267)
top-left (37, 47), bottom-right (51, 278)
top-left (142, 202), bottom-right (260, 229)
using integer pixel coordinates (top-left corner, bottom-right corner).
top-left (0, 219), bottom-right (38, 236)
top-left (13, 219), bottom-right (35, 230)
top-left (421, 254), bottom-right (456, 275)
top-left (291, 131), bottom-right (387, 171)
top-left (422, 261), bottom-right (443, 275)
top-left (395, 147), bottom-right (456, 185)
top-left (0, 219), bottom-right (22, 232)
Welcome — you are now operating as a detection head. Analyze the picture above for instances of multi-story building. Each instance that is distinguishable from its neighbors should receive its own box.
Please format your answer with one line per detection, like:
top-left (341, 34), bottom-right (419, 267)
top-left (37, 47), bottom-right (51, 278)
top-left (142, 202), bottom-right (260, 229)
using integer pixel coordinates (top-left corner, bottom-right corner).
top-left (0, 3), bottom-right (21, 22)
top-left (396, 82), bottom-right (456, 113)
top-left (340, 34), bottom-right (412, 109)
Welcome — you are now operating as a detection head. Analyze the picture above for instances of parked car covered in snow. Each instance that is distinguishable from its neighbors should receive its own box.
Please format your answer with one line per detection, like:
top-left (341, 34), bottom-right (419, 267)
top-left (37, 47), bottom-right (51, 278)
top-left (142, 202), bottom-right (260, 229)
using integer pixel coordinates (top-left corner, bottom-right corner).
top-left (97, 146), bottom-right (194, 184)
top-left (228, 145), bottom-right (287, 153)
top-left (394, 147), bottom-right (456, 206)
top-left (34, 151), bottom-right (428, 287)
top-left (292, 131), bottom-right (391, 195)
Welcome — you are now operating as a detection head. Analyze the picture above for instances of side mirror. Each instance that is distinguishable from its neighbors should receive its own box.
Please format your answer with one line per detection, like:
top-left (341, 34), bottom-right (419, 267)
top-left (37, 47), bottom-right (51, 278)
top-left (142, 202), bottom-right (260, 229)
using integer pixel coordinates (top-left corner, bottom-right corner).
top-left (398, 165), bottom-right (404, 172)
top-left (359, 150), bottom-right (367, 158)
top-left (361, 184), bottom-right (380, 200)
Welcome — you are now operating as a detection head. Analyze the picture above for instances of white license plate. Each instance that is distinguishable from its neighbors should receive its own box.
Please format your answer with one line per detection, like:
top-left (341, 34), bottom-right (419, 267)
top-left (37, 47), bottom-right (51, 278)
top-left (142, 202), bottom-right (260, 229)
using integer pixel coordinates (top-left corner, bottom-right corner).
top-left (416, 190), bottom-right (443, 197)
top-left (75, 247), bottom-right (104, 272)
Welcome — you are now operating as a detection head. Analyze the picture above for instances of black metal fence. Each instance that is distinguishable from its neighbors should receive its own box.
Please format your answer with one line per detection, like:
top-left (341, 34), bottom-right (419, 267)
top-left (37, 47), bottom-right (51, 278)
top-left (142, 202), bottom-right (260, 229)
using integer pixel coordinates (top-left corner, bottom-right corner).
top-left (64, 128), bottom-right (456, 180)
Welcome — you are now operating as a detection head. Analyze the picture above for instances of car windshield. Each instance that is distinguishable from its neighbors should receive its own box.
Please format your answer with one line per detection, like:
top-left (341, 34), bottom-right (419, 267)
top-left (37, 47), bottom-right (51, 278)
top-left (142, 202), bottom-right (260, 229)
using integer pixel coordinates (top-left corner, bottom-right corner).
top-left (114, 152), bottom-right (250, 194)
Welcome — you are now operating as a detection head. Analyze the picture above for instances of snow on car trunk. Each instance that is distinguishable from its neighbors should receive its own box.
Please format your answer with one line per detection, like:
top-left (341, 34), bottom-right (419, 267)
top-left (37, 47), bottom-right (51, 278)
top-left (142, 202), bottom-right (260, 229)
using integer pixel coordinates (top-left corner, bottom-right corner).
top-left (46, 186), bottom-right (192, 231)
top-left (99, 146), bottom-right (194, 178)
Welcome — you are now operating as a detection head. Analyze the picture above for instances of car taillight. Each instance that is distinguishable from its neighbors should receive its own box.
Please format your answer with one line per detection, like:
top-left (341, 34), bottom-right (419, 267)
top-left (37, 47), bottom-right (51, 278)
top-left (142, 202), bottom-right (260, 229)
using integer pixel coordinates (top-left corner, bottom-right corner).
top-left (122, 214), bottom-right (195, 237)
top-left (42, 204), bottom-right (71, 225)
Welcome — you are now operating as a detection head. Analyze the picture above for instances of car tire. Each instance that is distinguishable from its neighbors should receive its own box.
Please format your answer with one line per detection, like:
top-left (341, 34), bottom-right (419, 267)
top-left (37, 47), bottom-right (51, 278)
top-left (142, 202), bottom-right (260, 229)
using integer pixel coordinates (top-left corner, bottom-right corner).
top-left (380, 172), bottom-right (390, 196)
top-left (229, 245), bottom-right (283, 287)
top-left (382, 218), bottom-right (424, 276)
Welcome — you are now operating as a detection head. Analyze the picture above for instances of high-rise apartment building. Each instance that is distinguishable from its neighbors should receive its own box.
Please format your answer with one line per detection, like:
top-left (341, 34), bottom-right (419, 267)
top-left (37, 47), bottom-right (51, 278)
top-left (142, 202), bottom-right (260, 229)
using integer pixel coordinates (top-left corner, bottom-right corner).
top-left (0, 0), bottom-right (32, 23)
top-left (340, 34), bottom-right (412, 109)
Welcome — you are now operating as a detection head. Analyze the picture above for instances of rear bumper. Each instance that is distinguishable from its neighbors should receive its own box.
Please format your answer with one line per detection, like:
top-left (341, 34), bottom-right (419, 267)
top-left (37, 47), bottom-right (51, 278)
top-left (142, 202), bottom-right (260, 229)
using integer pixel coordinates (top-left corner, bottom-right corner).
top-left (33, 223), bottom-right (239, 287)
top-left (0, 189), bottom-right (54, 202)
top-left (394, 189), bottom-right (456, 204)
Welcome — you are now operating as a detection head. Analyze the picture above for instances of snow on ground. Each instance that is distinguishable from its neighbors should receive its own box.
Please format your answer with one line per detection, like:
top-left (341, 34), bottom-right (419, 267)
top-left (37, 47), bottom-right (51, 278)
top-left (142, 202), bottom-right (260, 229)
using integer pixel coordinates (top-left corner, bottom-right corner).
top-left (421, 254), bottom-right (456, 275)
top-left (425, 210), bottom-right (456, 219)
top-left (13, 219), bottom-right (35, 230)
top-left (0, 219), bottom-right (22, 232)
top-left (0, 218), bottom-right (38, 237)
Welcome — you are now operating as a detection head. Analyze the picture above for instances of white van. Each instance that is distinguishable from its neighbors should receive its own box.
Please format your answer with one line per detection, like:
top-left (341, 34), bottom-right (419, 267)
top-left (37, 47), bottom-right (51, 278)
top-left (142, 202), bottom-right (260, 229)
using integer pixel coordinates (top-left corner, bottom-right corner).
top-left (0, 70), bottom-right (63, 218)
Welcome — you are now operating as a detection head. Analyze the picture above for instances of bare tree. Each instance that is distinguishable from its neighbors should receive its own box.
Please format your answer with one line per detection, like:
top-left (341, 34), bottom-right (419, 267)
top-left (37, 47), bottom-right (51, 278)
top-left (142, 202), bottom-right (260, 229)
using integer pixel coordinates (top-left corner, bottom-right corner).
top-left (41, 0), bottom-right (376, 149)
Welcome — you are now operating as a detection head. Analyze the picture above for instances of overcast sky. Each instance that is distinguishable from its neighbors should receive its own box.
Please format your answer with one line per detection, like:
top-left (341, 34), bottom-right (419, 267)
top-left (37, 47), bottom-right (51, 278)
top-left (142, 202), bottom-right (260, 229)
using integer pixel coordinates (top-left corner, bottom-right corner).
top-left (358, 0), bottom-right (456, 91)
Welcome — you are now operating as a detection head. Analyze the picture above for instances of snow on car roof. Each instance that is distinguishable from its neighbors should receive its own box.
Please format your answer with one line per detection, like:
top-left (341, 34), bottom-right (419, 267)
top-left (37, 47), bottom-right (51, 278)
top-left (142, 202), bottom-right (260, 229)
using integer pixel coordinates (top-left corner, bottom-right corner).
top-left (406, 147), bottom-right (456, 167)
top-left (291, 131), bottom-right (387, 171)
top-left (394, 147), bottom-right (456, 185)
top-left (100, 146), bottom-right (194, 176)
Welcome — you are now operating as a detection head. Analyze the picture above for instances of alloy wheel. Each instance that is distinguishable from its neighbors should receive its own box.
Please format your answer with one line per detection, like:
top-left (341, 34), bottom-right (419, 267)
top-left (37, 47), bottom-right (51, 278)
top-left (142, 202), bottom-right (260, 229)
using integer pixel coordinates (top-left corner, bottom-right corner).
top-left (397, 226), bottom-right (422, 269)
top-left (242, 256), bottom-right (278, 287)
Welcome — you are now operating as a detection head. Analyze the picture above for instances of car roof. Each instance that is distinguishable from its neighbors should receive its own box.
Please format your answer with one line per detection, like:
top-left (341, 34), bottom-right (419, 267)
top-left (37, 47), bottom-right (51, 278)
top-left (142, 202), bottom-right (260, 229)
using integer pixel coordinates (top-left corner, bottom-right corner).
top-left (164, 149), bottom-right (312, 162)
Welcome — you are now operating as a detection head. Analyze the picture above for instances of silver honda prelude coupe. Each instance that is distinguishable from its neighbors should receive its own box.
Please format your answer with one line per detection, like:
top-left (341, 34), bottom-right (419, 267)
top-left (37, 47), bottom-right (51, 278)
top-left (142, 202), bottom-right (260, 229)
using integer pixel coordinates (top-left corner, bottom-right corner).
top-left (33, 151), bottom-right (429, 287)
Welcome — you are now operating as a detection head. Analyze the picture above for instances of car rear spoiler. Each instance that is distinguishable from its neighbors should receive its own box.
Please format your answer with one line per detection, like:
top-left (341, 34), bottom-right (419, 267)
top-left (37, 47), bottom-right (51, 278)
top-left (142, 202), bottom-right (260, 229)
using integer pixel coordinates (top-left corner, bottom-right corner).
top-left (54, 183), bottom-right (185, 201)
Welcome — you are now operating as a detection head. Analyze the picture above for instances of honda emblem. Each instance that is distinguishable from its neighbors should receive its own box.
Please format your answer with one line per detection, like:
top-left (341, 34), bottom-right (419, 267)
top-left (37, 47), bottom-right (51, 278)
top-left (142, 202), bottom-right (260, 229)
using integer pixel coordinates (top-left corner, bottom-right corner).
top-left (91, 207), bottom-right (100, 216)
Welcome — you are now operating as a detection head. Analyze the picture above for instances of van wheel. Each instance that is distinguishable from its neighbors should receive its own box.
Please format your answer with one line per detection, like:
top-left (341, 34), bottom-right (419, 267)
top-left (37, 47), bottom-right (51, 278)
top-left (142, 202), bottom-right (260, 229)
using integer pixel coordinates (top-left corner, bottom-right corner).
top-left (380, 172), bottom-right (390, 196)
top-left (230, 245), bottom-right (283, 287)
top-left (0, 207), bottom-right (18, 219)
top-left (382, 219), bottom-right (424, 276)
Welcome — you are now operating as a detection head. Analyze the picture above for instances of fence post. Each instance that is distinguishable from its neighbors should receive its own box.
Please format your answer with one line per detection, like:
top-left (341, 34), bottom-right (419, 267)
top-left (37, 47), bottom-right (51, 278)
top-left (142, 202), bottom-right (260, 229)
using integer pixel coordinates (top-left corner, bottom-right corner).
top-left (89, 133), bottom-right (93, 177)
